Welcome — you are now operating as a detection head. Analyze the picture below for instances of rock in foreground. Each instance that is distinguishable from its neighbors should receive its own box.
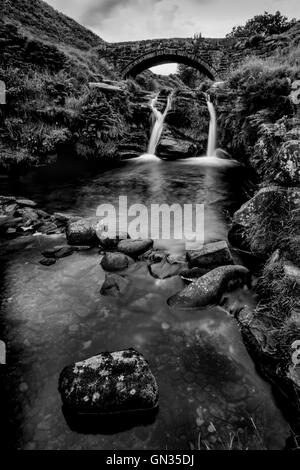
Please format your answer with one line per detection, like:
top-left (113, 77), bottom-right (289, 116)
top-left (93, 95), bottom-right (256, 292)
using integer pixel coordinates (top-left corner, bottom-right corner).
top-left (58, 349), bottom-right (159, 414)
top-left (168, 265), bottom-right (250, 308)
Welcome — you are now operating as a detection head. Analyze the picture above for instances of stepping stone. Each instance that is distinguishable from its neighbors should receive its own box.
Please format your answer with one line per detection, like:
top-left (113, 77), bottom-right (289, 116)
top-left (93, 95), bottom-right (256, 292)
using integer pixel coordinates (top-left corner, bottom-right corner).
top-left (187, 241), bottom-right (233, 269)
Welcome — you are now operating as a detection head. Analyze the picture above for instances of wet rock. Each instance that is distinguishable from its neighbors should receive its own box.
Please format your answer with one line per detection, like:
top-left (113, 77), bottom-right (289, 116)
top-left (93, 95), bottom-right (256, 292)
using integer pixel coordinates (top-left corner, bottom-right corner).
top-left (16, 198), bottom-right (37, 208)
top-left (39, 222), bottom-right (59, 235)
top-left (117, 239), bottom-right (153, 258)
top-left (6, 227), bottom-right (17, 236)
top-left (149, 256), bottom-right (187, 279)
top-left (4, 203), bottom-right (17, 214)
top-left (167, 265), bottom-right (250, 308)
top-left (100, 252), bottom-right (134, 271)
top-left (187, 241), bottom-right (233, 269)
top-left (139, 249), bottom-right (166, 263)
top-left (16, 207), bottom-right (39, 225)
top-left (66, 217), bottom-right (101, 246)
top-left (58, 348), bottom-right (159, 414)
top-left (42, 245), bottom-right (74, 259)
top-left (53, 212), bottom-right (73, 223)
top-left (99, 230), bottom-right (129, 250)
top-left (100, 274), bottom-right (130, 297)
top-left (39, 257), bottom-right (56, 266)
top-left (180, 266), bottom-right (212, 282)
top-left (157, 135), bottom-right (196, 160)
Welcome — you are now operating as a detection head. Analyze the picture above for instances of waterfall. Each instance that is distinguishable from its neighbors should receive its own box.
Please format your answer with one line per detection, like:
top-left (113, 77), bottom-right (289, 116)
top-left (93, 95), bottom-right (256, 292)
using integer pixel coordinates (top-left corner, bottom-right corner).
top-left (206, 95), bottom-right (217, 157)
top-left (147, 93), bottom-right (173, 155)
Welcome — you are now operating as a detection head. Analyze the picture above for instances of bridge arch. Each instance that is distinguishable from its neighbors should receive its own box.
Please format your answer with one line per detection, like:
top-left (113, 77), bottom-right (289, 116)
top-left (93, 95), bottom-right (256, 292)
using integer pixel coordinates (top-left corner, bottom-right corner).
top-left (121, 48), bottom-right (217, 80)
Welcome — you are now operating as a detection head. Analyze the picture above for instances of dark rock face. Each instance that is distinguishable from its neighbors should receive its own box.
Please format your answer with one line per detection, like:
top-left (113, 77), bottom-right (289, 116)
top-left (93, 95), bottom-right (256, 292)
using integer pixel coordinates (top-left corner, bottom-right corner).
top-left (100, 252), bottom-right (134, 271)
top-left (157, 135), bottom-right (196, 160)
top-left (168, 265), bottom-right (250, 308)
top-left (58, 349), bottom-right (159, 414)
top-left (100, 274), bottom-right (130, 297)
top-left (66, 217), bottom-right (101, 246)
top-left (187, 241), bottom-right (233, 269)
top-left (117, 239), bottom-right (153, 258)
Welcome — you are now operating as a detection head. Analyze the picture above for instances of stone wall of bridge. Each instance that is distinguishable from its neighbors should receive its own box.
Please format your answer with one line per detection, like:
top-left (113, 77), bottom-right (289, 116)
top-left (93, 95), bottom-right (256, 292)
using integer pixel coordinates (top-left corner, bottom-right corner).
top-left (96, 37), bottom-right (247, 80)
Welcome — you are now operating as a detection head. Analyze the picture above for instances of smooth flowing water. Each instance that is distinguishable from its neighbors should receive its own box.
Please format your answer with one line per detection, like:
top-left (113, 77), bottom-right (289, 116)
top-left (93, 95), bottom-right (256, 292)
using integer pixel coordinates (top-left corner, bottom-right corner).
top-left (0, 157), bottom-right (289, 450)
top-left (147, 94), bottom-right (173, 156)
top-left (206, 96), bottom-right (217, 157)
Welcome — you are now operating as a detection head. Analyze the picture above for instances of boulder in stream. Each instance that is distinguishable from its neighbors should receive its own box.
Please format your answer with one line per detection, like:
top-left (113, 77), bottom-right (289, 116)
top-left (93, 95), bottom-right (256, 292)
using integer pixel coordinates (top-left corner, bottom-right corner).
top-left (100, 273), bottom-right (130, 297)
top-left (58, 348), bottom-right (159, 414)
top-left (167, 265), bottom-right (250, 308)
top-left (66, 217), bottom-right (101, 246)
top-left (187, 241), bottom-right (233, 269)
top-left (100, 252), bottom-right (134, 271)
top-left (117, 239), bottom-right (154, 258)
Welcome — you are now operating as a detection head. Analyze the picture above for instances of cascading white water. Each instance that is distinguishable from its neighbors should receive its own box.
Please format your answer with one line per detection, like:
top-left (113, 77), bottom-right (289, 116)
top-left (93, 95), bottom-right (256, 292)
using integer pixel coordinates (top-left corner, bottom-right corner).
top-left (206, 95), bottom-right (217, 157)
top-left (147, 93), bottom-right (173, 155)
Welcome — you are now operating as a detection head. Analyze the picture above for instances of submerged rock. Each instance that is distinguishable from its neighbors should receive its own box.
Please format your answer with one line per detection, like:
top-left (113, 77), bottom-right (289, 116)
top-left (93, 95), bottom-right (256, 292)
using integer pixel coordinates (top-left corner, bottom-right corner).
top-left (167, 265), bottom-right (250, 308)
top-left (100, 273), bottom-right (130, 297)
top-left (42, 245), bottom-right (74, 259)
top-left (66, 217), bottom-right (101, 246)
top-left (187, 241), bottom-right (233, 269)
top-left (149, 256), bottom-right (187, 279)
top-left (117, 239), bottom-right (153, 258)
top-left (100, 252), bottom-right (134, 271)
top-left (58, 348), bottom-right (159, 414)
top-left (39, 257), bottom-right (56, 266)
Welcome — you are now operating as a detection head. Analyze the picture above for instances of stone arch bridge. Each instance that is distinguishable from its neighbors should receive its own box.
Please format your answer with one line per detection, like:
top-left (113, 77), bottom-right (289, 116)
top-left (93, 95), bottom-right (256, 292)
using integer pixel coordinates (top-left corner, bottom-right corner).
top-left (97, 37), bottom-right (246, 80)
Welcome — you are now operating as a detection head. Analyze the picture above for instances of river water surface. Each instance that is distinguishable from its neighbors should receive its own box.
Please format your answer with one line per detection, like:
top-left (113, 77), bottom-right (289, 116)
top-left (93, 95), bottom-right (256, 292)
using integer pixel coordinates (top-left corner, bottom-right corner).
top-left (0, 157), bottom-right (290, 449)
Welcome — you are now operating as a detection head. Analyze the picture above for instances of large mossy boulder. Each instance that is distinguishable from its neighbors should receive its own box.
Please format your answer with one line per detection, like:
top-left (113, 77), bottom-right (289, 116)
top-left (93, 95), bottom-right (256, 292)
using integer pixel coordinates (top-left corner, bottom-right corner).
top-left (58, 349), bottom-right (159, 414)
top-left (187, 241), bottom-right (233, 269)
top-left (228, 186), bottom-right (300, 254)
top-left (168, 265), bottom-right (250, 308)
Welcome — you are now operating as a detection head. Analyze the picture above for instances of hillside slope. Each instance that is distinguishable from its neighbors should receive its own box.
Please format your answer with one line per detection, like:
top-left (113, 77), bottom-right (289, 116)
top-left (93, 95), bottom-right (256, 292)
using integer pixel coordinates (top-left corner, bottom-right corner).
top-left (3, 0), bottom-right (104, 50)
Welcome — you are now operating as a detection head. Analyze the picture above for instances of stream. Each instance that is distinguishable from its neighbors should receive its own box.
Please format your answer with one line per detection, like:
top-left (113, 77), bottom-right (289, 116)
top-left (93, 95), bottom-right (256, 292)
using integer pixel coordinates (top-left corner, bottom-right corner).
top-left (0, 156), bottom-right (290, 449)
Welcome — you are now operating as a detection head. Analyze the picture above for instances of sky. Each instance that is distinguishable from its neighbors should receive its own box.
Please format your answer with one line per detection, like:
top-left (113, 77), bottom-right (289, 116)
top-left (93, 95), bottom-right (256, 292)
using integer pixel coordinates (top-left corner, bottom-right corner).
top-left (46, 0), bottom-right (300, 74)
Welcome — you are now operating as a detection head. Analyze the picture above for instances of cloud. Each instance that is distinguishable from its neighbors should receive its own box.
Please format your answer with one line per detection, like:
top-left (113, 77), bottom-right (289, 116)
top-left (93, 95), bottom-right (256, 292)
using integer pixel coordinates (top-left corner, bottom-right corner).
top-left (45, 0), bottom-right (300, 42)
